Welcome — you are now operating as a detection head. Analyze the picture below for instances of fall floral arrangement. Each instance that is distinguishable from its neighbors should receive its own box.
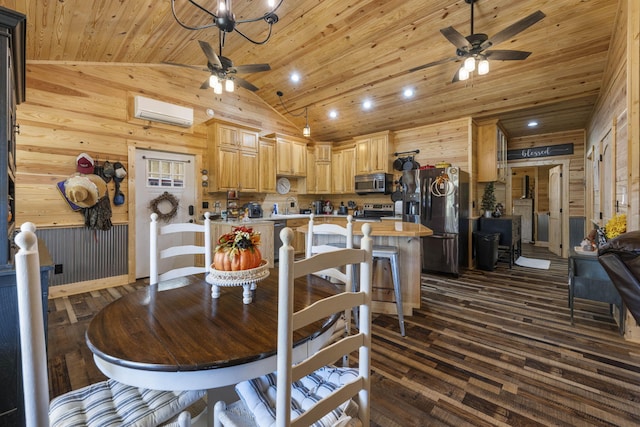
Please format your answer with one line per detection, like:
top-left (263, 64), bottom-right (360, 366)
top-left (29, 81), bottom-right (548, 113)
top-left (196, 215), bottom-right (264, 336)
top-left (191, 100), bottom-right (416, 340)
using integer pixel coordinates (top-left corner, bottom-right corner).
top-left (213, 226), bottom-right (263, 271)
top-left (604, 213), bottom-right (627, 240)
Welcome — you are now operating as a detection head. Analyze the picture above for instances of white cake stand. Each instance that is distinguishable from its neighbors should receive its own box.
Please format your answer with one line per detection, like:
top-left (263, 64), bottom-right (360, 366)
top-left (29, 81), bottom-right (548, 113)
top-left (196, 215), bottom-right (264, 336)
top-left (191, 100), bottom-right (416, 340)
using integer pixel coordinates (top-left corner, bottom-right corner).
top-left (206, 260), bottom-right (270, 304)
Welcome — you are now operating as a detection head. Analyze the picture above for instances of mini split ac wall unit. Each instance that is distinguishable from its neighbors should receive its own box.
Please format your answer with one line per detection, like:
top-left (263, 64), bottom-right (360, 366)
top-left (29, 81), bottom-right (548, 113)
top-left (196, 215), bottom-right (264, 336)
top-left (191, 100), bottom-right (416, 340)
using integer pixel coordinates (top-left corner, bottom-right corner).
top-left (133, 95), bottom-right (194, 127)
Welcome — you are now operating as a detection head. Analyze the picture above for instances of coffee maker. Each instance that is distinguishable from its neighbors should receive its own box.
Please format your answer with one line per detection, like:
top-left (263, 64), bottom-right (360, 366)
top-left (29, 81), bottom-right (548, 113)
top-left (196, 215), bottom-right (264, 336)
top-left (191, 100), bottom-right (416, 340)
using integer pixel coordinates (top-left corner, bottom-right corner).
top-left (313, 200), bottom-right (324, 215)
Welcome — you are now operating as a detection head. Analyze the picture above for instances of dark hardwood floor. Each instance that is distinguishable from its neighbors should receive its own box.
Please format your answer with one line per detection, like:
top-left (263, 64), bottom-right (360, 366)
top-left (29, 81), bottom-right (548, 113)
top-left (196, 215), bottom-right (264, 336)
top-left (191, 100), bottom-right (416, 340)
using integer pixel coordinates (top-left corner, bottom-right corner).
top-left (47, 245), bottom-right (640, 426)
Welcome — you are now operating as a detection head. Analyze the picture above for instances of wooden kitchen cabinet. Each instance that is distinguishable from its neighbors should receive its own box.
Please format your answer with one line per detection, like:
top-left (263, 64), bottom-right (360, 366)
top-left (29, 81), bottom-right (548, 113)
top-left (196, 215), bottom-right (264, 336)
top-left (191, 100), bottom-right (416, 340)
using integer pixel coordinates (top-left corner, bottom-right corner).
top-left (334, 146), bottom-right (356, 194)
top-left (285, 218), bottom-right (308, 254)
top-left (332, 149), bottom-right (344, 193)
top-left (306, 144), bottom-right (332, 194)
top-left (269, 133), bottom-right (308, 177)
top-left (477, 120), bottom-right (507, 183)
top-left (354, 130), bottom-right (393, 175)
top-left (259, 136), bottom-right (276, 193)
top-left (305, 146), bottom-right (315, 194)
top-left (343, 148), bottom-right (356, 193)
top-left (208, 121), bottom-right (259, 191)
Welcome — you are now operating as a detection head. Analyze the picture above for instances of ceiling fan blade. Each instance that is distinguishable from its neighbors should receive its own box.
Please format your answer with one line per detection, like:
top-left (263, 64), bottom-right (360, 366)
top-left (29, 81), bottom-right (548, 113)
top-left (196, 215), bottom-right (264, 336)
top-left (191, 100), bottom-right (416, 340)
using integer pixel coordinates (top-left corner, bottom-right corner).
top-left (484, 50), bottom-right (532, 61)
top-left (200, 78), bottom-right (210, 90)
top-left (198, 40), bottom-right (223, 69)
top-left (162, 62), bottom-right (209, 72)
top-left (440, 26), bottom-right (469, 49)
top-left (451, 67), bottom-right (461, 83)
top-left (235, 77), bottom-right (259, 92)
top-left (234, 63), bottom-right (271, 74)
top-left (409, 56), bottom-right (459, 73)
top-left (480, 10), bottom-right (545, 50)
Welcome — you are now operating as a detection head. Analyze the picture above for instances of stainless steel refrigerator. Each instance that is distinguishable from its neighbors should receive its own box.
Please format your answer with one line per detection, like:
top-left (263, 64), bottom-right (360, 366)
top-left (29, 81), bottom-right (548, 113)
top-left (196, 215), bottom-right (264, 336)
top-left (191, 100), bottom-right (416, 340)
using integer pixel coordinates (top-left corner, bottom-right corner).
top-left (403, 166), bottom-right (469, 276)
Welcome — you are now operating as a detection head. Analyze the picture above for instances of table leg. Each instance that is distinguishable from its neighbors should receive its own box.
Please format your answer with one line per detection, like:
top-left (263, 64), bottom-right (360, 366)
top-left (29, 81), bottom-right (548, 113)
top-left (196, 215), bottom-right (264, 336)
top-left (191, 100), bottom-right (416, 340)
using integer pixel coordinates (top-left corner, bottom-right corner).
top-left (211, 285), bottom-right (221, 299)
top-left (243, 283), bottom-right (253, 304)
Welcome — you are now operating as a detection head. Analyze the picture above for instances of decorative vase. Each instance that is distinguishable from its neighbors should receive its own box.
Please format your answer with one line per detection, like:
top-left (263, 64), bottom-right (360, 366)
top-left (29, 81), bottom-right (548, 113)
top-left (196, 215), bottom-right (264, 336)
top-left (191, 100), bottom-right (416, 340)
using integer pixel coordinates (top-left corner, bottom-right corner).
top-left (484, 210), bottom-right (492, 218)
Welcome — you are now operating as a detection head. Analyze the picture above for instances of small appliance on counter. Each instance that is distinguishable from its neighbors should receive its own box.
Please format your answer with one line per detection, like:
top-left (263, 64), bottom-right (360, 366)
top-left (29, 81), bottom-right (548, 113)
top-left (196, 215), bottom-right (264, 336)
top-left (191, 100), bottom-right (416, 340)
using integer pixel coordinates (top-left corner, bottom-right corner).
top-left (245, 202), bottom-right (263, 218)
top-left (338, 202), bottom-right (348, 215)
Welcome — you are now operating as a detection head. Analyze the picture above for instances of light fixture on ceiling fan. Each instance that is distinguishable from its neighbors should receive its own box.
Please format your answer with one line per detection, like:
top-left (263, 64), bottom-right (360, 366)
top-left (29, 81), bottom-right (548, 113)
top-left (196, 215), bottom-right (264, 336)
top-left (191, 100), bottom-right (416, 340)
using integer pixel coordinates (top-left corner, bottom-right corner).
top-left (409, 0), bottom-right (545, 83)
top-left (277, 91), bottom-right (310, 137)
top-left (164, 40), bottom-right (271, 93)
top-left (170, 0), bottom-right (284, 45)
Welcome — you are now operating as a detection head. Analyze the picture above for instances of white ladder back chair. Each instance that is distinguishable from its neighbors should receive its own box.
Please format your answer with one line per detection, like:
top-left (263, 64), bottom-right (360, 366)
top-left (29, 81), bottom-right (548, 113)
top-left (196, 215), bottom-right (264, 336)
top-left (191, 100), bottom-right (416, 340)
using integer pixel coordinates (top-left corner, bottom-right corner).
top-left (15, 223), bottom-right (205, 427)
top-left (214, 224), bottom-right (373, 427)
top-left (150, 212), bottom-right (212, 285)
top-left (305, 213), bottom-right (354, 288)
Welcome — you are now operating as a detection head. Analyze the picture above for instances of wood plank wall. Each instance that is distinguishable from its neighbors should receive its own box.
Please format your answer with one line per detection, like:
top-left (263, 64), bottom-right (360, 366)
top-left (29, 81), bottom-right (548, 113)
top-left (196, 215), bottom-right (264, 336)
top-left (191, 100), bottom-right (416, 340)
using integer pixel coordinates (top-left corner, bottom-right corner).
top-left (16, 63), bottom-right (301, 228)
top-left (509, 130), bottom-right (586, 217)
top-left (586, 0), bottom-right (634, 228)
top-left (393, 117), bottom-right (476, 213)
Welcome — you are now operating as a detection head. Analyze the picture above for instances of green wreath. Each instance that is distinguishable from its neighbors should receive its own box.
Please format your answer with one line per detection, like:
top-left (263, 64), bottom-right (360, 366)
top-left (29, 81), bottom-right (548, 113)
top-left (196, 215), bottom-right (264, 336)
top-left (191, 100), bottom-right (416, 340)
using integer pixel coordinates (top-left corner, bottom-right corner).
top-left (149, 191), bottom-right (179, 222)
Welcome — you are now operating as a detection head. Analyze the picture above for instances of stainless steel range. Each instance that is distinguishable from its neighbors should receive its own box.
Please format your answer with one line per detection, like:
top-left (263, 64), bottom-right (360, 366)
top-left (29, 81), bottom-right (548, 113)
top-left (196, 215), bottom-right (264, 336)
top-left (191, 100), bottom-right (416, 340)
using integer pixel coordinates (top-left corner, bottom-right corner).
top-left (362, 203), bottom-right (394, 219)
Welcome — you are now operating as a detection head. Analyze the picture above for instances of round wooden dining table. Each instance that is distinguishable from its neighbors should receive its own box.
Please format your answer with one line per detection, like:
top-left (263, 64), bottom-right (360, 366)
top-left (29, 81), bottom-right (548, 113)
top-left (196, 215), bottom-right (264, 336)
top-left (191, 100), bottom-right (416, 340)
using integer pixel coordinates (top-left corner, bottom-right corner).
top-left (85, 270), bottom-right (341, 392)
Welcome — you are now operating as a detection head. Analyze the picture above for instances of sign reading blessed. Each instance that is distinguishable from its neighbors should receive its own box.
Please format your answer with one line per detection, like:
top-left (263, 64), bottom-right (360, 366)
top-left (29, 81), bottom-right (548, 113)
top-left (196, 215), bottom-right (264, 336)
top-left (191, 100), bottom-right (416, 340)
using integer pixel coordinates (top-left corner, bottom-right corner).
top-left (507, 143), bottom-right (574, 160)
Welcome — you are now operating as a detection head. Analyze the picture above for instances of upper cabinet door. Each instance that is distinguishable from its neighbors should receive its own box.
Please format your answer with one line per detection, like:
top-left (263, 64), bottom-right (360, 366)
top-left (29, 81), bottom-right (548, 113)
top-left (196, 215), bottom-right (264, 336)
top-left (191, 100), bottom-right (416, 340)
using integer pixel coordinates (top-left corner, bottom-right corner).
top-left (477, 120), bottom-right (507, 183)
top-left (354, 131), bottom-right (392, 175)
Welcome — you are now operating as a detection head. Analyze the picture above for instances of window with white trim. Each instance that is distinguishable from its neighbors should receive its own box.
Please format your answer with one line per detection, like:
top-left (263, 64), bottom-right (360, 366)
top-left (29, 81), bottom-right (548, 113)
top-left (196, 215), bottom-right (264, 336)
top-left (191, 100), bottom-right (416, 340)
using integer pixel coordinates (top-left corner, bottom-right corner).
top-left (146, 159), bottom-right (186, 188)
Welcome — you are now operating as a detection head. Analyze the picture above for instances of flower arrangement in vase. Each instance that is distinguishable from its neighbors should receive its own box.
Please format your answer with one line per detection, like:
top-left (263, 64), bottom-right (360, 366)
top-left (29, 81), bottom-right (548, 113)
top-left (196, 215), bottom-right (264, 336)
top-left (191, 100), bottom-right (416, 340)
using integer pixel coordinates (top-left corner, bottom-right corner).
top-left (604, 213), bottom-right (627, 240)
top-left (213, 225), bottom-right (262, 271)
top-left (481, 182), bottom-right (497, 218)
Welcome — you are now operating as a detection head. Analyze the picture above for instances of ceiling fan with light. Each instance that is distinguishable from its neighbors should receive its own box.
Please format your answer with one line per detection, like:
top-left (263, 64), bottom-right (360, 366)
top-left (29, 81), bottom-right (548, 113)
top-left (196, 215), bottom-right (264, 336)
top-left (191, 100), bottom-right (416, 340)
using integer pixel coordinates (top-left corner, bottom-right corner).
top-left (410, 0), bottom-right (545, 82)
top-left (164, 40), bottom-right (270, 93)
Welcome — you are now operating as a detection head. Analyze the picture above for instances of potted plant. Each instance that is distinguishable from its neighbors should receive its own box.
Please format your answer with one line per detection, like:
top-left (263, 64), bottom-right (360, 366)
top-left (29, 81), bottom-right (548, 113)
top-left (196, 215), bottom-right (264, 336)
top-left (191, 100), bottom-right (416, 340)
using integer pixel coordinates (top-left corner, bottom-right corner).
top-left (481, 182), bottom-right (497, 218)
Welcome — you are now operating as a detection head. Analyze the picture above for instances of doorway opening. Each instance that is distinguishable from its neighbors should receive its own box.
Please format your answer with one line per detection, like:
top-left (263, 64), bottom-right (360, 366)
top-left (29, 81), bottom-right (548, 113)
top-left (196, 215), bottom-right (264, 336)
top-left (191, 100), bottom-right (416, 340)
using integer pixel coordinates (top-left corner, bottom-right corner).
top-left (507, 159), bottom-right (570, 259)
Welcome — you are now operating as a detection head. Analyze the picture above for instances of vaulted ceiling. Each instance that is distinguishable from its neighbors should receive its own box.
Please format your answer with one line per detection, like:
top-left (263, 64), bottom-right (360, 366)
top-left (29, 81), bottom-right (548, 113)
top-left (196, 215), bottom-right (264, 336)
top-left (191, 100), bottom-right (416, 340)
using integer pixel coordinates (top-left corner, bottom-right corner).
top-left (4, 0), bottom-right (620, 142)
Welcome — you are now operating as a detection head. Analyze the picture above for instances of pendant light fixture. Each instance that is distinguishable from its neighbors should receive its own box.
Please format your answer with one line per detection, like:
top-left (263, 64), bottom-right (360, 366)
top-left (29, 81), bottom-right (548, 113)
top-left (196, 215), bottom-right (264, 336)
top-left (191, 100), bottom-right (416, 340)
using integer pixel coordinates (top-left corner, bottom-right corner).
top-left (171, 0), bottom-right (284, 45)
top-left (277, 91), bottom-right (311, 138)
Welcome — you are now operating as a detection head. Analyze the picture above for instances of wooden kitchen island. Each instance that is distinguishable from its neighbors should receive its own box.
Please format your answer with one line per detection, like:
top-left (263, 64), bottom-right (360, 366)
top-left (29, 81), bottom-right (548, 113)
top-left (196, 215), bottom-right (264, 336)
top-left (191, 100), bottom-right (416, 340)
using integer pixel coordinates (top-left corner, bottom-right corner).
top-left (298, 220), bottom-right (432, 316)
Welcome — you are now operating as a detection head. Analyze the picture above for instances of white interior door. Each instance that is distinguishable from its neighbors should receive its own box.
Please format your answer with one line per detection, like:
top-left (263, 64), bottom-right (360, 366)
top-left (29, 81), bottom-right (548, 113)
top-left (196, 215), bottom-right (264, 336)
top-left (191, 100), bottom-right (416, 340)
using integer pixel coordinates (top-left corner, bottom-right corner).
top-left (135, 149), bottom-right (197, 279)
top-left (548, 165), bottom-right (562, 256)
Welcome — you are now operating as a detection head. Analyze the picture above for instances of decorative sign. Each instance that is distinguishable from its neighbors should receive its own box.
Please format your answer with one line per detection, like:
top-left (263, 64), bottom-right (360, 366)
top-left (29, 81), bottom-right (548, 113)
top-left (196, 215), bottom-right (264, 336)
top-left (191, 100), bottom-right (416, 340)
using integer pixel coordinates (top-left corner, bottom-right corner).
top-left (507, 143), bottom-right (574, 160)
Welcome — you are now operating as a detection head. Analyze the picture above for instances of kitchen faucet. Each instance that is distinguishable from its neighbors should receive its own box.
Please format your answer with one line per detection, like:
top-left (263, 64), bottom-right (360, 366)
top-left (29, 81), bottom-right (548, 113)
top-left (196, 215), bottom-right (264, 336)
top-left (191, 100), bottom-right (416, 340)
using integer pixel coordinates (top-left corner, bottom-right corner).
top-left (285, 197), bottom-right (297, 215)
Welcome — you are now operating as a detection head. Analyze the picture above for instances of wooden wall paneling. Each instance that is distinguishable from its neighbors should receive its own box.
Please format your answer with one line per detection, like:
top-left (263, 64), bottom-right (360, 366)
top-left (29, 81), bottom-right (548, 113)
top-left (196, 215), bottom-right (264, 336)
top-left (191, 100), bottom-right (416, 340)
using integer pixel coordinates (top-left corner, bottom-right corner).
top-left (629, 0), bottom-right (640, 231)
top-left (16, 63), bottom-right (300, 229)
top-left (393, 117), bottom-right (472, 172)
top-left (508, 130), bottom-right (585, 218)
top-left (614, 111), bottom-right (628, 215)
top-left (536, 165), bottom-right (551, 212)
top-left (586, 0), bottom-right (629, 225)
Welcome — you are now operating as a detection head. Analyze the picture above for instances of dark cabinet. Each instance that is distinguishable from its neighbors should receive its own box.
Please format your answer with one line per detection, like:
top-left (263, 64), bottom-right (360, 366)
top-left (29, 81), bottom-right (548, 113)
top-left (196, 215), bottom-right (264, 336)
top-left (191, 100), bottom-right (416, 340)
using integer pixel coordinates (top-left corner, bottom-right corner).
top-left (479, 215), bottom-right (522, 267)
top-left (0, 6), bottom-right (25, 269)
top-left (0, 265), bottom-right (50, 427)
top-left (0, 7), bottom-right (36, 427)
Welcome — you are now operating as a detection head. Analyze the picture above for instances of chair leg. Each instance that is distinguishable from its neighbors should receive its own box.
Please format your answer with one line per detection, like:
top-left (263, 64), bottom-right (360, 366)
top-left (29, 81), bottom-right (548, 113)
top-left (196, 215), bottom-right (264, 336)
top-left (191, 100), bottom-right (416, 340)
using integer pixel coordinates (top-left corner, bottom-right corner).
top-left (389, 253), bottom-right (405, 336)
top-left (569, 293), bottom-right (575, 325)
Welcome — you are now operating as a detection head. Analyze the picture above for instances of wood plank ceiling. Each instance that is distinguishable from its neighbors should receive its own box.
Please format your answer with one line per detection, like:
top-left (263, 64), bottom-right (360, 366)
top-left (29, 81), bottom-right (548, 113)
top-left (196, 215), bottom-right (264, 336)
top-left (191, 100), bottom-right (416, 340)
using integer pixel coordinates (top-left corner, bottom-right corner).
top-left (3, 0), bottom-right (620, 142)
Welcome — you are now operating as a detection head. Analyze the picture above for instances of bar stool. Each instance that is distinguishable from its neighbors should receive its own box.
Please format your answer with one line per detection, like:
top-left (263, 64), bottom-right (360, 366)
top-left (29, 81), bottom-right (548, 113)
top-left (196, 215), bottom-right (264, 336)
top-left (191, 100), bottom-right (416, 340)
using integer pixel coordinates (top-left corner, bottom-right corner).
top-left (371, 244), bottom-right (405, 336)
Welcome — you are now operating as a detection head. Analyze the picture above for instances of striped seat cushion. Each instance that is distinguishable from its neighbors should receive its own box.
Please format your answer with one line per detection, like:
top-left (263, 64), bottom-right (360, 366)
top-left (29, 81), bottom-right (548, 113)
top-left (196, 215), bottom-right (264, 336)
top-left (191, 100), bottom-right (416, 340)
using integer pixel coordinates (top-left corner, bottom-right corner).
top-left (49, 379), bottom-right (205, 427)
top-left (235, 366), bottom-right (361, 427)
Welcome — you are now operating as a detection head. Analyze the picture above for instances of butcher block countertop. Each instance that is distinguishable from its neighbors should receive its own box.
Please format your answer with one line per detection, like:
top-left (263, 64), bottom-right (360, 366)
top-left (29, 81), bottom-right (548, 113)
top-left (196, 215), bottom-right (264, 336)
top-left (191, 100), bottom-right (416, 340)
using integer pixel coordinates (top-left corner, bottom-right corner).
top-left (297, 220), bottom-right (433, 238)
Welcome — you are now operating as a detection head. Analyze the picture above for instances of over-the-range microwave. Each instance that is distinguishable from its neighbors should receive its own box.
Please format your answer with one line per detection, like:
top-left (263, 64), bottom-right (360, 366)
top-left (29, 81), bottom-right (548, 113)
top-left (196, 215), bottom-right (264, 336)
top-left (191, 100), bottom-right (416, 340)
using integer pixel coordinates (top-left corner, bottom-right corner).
top-left (354, 173), bottom-right (393, 195)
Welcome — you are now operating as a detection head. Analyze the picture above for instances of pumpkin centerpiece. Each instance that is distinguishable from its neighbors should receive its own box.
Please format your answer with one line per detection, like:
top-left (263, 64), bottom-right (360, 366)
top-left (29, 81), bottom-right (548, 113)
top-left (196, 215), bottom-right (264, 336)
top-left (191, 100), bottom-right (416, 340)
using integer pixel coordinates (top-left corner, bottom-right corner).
top-left (213, 225), bottom-right (262, 271)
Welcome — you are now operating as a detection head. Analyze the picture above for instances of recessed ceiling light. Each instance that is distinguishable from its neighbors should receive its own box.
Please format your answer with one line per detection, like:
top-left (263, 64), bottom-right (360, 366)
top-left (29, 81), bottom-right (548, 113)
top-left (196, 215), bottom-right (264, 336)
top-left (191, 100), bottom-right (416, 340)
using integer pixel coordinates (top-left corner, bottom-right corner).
top-left (528, 121), bottom-right (538, 127)
top-left (328, 110), bottom-right (338, 119)
top-left (290, 72), bottom-right (300, 83)
top-left (362, 99), bottom-right (373, 110)
top-left (403, 88), bottom-right (415, 98)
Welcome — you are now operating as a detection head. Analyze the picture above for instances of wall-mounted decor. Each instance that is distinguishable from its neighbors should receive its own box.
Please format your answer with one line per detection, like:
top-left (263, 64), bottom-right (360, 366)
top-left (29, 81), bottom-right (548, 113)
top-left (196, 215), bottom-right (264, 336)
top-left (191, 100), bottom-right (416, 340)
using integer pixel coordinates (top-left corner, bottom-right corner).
top-left (507, 143), bottom-right (574, 161)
